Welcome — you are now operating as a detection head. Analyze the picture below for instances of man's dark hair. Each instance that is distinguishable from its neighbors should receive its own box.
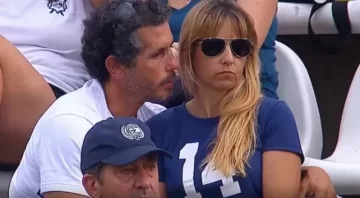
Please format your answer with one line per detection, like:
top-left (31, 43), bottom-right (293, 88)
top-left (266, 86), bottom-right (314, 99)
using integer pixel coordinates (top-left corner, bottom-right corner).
top-left (85, 163), bottom-right (105, 184)
top-left (81, 0), bottom-right (171, 83)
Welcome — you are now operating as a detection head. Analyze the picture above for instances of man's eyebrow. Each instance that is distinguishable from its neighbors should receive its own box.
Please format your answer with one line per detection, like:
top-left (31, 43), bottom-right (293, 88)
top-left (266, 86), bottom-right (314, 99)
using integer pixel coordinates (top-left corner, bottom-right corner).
top-left (151, 46), bottom-right (167, 55)
top-left (116, 164), bottom-right (133, 170)
top-left (148, 40), bottom-right (174, 55)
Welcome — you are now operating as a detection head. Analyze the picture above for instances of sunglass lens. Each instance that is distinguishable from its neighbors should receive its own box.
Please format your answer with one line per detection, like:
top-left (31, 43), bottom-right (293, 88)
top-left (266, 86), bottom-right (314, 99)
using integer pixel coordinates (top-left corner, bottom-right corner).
top-left (231, 39), bottom-right (252, 57)
top-left (201, 38), bottom-right (225, 57)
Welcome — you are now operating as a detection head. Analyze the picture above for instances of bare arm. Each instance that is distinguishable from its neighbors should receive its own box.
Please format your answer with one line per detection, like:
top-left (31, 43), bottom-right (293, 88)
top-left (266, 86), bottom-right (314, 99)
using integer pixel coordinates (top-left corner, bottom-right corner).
top-left (236, 0), bottom-right (278, 47)
top-left (263, 151), bottom-right (302, 198)
top-left (89, 0), bottom-right (109, 8)
top-left (44, 192), bottom-right (89, 198)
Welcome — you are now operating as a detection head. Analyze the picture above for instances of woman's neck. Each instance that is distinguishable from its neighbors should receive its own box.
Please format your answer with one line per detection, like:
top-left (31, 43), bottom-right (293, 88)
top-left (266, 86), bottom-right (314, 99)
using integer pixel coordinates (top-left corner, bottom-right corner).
top-left (186, 88), bottom-right (226, 118)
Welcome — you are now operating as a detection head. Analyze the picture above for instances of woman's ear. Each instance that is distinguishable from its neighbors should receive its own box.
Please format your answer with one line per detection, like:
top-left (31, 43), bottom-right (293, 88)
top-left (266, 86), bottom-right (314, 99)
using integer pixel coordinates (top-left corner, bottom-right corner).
top-left (105, 55), bottom-right (126, 80)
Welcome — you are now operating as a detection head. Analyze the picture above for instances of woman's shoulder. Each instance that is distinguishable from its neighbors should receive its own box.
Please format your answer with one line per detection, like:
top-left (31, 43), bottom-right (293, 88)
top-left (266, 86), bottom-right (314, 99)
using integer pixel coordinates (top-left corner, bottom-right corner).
top-left (257, 97), bottom-right (298, 140)
top-left (259, 96), bottom-right (290, 109)
top-left (257, 98), bottom-right (304, 162)
top-left (146, 104), bottom-right (185, 131)
top-left (258, 97), bottom-right (294, 125)
top-left (147, 105), bottom-right (181, 124)
top-left (146, 104), bottom-right (185, 147)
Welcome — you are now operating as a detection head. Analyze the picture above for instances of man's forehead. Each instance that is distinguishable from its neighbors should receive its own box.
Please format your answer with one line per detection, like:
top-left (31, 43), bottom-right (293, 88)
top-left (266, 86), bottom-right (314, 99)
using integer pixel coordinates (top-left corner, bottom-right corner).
top-left (106, 153), bottom-right (158, 170)
top-left (136, 23), bottom-right (173, 48)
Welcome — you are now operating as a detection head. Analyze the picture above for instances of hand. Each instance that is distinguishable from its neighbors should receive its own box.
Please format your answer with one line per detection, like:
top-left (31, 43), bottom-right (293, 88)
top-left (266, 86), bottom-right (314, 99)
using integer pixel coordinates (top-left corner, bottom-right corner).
top-left (171, 42), bottom-right (179, 75)
top-left (171, 42), bottom-right (179, 59)
top-left (299, 166), bottom-right (337, 198)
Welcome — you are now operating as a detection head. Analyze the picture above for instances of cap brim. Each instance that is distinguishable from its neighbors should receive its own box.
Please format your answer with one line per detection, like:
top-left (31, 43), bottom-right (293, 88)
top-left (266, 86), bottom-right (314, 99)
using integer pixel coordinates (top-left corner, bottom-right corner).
top-left (101, 146), bottom-right (173, 166)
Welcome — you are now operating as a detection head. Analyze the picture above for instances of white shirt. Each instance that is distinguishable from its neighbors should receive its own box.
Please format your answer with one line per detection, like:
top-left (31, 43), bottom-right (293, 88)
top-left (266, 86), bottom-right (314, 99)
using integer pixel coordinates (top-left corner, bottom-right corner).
top-left (9, 79), bottom-right (166, 198)
top-left (0, 0), bottom-right (92, 93)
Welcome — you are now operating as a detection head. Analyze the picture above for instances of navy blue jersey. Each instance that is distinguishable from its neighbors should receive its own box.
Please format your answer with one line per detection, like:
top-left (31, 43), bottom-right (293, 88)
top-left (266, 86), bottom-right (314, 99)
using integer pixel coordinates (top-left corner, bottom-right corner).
top-left (146, 97), bottom-right (304, 198)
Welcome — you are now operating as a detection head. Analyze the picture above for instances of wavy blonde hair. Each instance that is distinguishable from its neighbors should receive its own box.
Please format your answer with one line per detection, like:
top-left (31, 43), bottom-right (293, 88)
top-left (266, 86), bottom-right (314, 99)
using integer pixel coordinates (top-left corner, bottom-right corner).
top-left (178, 0), bottom-right (262, 177)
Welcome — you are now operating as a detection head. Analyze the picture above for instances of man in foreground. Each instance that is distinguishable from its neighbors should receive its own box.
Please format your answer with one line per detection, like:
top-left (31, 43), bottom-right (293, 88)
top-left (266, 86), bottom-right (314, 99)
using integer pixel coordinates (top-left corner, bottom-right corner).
top-left (81, 117), bottom-right (172, 198)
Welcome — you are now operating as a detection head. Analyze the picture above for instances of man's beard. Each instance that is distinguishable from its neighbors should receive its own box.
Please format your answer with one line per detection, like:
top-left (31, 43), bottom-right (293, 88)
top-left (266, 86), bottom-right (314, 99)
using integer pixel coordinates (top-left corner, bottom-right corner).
top-left (126, 76), bottom-right (173, 103)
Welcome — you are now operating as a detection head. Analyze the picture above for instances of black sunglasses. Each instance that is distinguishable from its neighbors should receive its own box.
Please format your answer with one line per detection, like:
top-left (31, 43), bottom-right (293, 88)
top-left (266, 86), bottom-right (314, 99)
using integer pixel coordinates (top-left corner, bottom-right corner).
top-left (197, 38), bottom-right (253, 58)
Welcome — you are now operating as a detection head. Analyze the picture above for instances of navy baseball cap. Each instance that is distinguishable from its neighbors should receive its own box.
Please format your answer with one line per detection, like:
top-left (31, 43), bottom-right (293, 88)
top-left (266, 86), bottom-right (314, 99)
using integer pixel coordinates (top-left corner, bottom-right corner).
top-left (80, 117), bottom-right (172, 174)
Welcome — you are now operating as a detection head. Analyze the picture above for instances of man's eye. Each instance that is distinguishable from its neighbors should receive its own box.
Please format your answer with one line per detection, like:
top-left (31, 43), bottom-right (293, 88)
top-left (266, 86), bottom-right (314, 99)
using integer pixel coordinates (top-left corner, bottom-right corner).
top-left (153, 51), bottom-right (164, 58)
top-left (118, 168), bottom-right (133, 174)
top-left (154, 53), bottom-right (162, 57)
top-left (145, 163), bottom-right (157, 170)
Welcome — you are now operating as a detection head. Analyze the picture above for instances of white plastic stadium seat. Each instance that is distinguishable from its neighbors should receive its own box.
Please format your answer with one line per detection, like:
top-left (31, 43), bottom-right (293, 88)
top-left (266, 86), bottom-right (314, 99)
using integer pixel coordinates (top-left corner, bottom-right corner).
top-left (0, 171), bottom-right (13, 197)
top-left (304, 65), bottom-right (360, 195)
top-left (275, 41), bottom-right (323, 159)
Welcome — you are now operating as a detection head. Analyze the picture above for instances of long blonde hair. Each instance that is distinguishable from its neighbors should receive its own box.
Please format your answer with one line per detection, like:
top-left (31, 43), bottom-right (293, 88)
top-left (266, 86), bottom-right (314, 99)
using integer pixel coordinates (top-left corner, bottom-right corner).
top-left (178, 0), bottom-right (262, 177)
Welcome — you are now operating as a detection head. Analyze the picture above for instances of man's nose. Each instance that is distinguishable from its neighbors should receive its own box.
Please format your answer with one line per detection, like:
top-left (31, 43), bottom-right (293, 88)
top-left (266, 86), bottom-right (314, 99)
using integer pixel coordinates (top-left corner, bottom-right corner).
top-left (134, 168), bottom-right (151, 190)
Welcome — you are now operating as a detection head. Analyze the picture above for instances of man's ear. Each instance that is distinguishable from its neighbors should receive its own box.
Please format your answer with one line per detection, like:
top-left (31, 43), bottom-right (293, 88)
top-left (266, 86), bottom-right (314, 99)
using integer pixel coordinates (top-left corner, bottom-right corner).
top-left (105, 55), bottom-right (126, 80)
top-left (82, 174), bottom-right (101, 198)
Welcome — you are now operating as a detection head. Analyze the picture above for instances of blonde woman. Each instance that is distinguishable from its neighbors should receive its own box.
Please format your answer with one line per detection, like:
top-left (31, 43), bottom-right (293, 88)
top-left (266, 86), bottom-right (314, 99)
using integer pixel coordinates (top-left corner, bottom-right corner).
top-left (157, 0), bottom-right (278, 109)
top-left (146, 0), bottom-right (334, 197)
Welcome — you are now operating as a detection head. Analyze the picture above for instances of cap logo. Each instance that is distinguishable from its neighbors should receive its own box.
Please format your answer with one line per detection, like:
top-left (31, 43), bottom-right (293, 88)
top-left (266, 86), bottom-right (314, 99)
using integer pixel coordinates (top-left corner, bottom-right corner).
top-left (121, 123), bottom-right (145, 140)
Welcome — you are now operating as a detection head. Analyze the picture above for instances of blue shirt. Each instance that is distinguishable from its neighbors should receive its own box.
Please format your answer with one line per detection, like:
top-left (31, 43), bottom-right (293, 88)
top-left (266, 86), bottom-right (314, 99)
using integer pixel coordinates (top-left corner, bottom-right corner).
top-left (146, 98), bottom-right (304, 198)
top-left (167, 0), bottom-right (279, 99)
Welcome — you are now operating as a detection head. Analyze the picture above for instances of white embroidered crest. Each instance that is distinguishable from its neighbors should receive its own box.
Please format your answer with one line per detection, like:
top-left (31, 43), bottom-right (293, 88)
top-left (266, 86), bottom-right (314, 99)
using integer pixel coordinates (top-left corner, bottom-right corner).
top-left (121, 124), bottom-right (145, 140)
top-left (48, 0), bottom-right (68, 16)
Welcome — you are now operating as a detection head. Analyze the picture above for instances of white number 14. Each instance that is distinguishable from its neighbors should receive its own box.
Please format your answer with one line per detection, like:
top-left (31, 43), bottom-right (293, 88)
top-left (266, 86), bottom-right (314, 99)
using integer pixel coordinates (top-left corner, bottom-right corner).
top-left (179, 142), bottom-right (241, 197)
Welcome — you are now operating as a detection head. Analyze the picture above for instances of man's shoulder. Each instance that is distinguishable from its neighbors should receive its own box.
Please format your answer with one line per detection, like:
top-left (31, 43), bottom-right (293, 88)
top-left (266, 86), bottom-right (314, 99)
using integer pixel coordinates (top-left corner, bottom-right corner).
top-left (52, 88), bottom-right (93, 113)
top-left (42, 84), bottom-right (101, 122)
top-left (32, 86), bottom-right (103, 143)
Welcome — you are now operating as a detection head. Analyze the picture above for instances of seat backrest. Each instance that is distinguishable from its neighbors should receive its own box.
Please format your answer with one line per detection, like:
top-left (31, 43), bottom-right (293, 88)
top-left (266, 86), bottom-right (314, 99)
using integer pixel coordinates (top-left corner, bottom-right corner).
top-left (275, 41), bottom-right (323, 159)
top-left (330, 65), bottom-right (360, 163)
top-left (0, 171), bottom-right (13, 197)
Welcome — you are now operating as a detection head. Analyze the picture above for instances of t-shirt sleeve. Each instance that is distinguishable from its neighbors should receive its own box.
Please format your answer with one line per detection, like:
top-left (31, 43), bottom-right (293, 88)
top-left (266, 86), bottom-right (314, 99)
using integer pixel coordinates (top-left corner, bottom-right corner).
top-left (146, 114), bottom-right (168, 183)
top-left (38, 115), bottom-right (93, 196)
top-left (261, 101), bottom-right (304, 163)
top-left (138, 102), bottom-right (167, 122)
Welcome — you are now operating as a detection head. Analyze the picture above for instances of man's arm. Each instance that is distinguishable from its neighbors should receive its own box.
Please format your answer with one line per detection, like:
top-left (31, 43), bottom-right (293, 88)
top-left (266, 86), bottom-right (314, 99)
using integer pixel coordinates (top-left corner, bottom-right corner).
top-left (89, 0), bottom-right (109, 8)
top-left (236, 0), bottom-right (278, 47)
top-left (38, 115), bottom-right (94, 198)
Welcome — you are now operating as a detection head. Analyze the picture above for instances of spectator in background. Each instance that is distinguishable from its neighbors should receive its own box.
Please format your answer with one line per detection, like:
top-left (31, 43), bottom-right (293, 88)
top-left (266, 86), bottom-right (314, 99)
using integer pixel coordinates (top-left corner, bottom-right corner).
top-left (81, 117), bottom-right (172, 198)
top-left (159, 0), bottom-right (279, 107)
top-left (147, 0), bottom-right (336, 197)
top-left (9, 0), bottom-right (176, 197)
top-left (0, 0), bottom-right (109, 168)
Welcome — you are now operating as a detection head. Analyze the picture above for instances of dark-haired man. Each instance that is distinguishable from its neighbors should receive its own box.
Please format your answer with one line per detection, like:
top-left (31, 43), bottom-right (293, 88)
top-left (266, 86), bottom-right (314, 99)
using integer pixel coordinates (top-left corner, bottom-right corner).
top-left (9, 0), bottom-right (177, 197)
